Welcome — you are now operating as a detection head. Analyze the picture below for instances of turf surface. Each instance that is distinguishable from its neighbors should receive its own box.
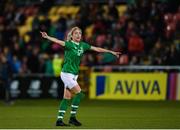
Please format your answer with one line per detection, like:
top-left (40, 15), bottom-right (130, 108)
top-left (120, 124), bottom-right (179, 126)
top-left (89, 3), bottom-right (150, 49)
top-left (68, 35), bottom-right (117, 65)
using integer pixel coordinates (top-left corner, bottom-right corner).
top-left (0, 99), bottom-right (180, 129)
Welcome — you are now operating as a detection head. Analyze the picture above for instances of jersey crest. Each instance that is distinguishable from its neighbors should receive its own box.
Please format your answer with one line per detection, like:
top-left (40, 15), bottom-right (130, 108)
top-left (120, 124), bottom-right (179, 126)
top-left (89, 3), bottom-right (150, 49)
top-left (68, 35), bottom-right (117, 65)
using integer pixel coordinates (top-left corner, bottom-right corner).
top-left (77, 47), bottom-right (83, 56)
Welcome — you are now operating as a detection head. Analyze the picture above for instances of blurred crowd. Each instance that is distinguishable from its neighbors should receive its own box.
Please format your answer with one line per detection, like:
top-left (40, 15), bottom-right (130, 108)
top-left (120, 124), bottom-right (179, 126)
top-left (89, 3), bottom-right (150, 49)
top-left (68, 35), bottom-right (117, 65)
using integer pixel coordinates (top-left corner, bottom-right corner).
top-left (0, 0), bottom-right (180, 76)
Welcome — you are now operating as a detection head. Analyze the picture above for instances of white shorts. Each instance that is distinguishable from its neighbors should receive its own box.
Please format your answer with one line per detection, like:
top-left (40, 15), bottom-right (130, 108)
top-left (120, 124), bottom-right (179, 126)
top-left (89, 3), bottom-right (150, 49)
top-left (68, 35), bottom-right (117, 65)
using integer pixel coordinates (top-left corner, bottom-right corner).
top-left (60, 72), bottom-right (78, 89)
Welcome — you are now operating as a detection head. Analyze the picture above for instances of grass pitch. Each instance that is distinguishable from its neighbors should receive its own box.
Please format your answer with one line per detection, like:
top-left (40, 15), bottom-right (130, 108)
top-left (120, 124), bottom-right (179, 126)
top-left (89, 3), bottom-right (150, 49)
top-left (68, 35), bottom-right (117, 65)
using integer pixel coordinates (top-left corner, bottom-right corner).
top-left (0, 99), bottom-right (180, 129)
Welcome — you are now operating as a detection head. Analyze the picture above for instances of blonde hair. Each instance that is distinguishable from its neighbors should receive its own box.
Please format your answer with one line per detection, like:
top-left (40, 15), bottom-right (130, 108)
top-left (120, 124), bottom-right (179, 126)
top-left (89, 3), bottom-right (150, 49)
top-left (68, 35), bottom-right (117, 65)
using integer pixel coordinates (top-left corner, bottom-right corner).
top-left (66, 27), bottom-right (82, 41)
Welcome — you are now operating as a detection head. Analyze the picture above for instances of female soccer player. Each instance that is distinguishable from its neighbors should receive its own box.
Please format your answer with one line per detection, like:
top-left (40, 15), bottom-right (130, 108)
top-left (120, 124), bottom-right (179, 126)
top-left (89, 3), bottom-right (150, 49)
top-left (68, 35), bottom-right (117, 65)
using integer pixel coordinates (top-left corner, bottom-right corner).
top-left (40, 27), bottom-right (120, 126)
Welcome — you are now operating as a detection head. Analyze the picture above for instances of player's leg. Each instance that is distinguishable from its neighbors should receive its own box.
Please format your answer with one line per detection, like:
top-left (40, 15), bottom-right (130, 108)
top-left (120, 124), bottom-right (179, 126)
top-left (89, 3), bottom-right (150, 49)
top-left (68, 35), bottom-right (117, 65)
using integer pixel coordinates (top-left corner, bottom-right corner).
top-left (60, 72), bottom-right (84, 126)
top-left (69, 85), bottom-right (85, 126)
top-left (56, 88), bottom-right (71, 126)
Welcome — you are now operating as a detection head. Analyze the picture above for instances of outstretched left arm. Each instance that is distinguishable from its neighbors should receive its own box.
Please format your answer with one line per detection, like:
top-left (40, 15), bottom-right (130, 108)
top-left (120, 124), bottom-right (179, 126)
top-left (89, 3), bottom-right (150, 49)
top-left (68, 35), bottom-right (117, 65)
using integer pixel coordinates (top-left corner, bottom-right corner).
top-left (90, 46), bottom-right (121, 58)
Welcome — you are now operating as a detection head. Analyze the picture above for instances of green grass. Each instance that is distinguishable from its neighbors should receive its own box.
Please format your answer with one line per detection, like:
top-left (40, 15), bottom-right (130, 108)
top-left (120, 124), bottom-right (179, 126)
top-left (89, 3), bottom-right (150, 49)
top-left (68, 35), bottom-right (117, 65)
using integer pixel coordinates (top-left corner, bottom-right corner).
top-left (0, 99), bottom-right (180, 129)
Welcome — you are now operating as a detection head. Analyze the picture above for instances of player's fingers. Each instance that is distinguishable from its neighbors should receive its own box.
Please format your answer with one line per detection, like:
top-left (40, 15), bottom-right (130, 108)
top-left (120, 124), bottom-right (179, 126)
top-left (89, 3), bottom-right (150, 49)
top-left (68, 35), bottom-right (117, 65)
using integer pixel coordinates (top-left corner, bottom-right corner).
top-left (40, 32), bottom-right (45, 37)
top-left (117, 52), bottom-right (121, 55)
top-left (40, 31), bottom-right (44, 35)
top-left (40, 32), bottom-right (48, 38)
top-left (40, 31), bottom-right (46, 35)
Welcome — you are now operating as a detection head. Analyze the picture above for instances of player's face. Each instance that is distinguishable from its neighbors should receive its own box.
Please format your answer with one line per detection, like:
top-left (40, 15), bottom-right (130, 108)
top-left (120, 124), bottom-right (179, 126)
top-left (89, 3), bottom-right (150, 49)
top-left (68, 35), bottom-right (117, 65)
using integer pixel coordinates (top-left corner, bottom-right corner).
top-left (72, 29), bottom-right (82, 42)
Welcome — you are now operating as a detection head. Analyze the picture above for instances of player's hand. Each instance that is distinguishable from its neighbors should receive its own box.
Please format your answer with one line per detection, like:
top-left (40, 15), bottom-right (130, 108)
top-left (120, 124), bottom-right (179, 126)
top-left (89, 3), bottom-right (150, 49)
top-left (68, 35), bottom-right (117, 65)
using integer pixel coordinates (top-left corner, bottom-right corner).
top-left (40, 31), bottom-right (48, 39)
top-left (111, 51), bottom-right (121, 58)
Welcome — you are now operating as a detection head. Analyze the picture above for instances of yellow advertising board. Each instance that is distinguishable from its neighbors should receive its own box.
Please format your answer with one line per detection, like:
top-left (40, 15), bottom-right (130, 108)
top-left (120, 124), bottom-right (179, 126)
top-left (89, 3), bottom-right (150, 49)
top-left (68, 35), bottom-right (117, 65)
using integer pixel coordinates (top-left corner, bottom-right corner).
top-left (90, 73), bottom-right (167, 100)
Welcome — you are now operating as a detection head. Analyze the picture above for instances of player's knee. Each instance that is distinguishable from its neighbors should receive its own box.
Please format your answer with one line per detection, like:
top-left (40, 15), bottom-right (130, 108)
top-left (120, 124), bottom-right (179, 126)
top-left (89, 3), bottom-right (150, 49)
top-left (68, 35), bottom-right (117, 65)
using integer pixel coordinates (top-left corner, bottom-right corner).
top-left (71, 85), bottom-right (81, 94)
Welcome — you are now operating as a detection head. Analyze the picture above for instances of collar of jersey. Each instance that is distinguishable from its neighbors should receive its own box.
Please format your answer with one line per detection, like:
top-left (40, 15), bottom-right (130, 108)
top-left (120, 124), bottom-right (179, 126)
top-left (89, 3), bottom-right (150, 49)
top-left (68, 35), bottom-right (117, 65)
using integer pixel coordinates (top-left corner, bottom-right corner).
top-left (71, 40), bottom-right (80, 45)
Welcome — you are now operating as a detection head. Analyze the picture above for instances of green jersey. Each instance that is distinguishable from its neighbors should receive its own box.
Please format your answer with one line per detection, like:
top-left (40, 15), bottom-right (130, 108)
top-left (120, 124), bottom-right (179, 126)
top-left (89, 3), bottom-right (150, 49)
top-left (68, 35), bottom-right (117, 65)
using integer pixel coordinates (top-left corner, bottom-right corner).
top-left (62, 41), bottom-right (91, 75)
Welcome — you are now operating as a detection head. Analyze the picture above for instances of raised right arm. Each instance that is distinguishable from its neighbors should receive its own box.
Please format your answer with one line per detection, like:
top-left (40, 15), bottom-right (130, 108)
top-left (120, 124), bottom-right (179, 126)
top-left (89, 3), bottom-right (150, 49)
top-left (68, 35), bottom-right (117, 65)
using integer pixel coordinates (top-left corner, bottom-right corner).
top-left (40, 31), bottom-right (65, 46)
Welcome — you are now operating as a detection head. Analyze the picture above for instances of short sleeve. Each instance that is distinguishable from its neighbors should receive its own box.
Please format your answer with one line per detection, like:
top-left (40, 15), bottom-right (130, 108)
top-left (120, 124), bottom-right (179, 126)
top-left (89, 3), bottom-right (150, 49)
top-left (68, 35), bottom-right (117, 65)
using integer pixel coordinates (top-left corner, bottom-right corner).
top-left (65, 41), bottom-right (72, 49)
top-left (82, 42), bottom-right (91, 51)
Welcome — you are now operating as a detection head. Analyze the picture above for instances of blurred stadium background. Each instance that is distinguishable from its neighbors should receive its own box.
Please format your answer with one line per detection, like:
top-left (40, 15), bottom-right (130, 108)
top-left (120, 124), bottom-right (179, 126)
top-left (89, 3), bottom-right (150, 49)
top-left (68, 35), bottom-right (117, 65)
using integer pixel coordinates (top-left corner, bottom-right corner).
top-left (0, 0), bottom-right (180, 129)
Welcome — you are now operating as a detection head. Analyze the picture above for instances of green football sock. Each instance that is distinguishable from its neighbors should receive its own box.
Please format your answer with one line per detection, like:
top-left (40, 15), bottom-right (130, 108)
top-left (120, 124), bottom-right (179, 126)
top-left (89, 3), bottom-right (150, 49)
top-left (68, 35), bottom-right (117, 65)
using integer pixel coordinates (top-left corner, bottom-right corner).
top-left (57, 99), bottom-right (70, 121)
top-left (70, 91), bottom-right (85, 117)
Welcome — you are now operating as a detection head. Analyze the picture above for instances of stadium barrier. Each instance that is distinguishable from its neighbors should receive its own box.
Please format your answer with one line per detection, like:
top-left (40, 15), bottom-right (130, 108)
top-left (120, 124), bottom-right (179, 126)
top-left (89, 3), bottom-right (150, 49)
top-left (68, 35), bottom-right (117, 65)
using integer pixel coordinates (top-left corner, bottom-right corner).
top-left (1, 66), bottom-right (180, 100)
top-left (90, 66), bottom-right (180, 100)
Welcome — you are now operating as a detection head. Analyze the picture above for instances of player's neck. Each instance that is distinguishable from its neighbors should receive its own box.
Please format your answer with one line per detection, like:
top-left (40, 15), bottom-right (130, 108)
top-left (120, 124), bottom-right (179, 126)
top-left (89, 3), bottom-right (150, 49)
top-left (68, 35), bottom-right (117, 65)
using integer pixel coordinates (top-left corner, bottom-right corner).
top-left (71, 40), bottom-right (79, 45)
